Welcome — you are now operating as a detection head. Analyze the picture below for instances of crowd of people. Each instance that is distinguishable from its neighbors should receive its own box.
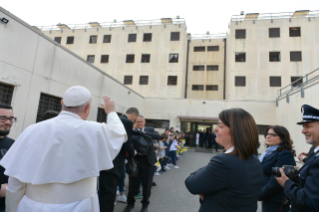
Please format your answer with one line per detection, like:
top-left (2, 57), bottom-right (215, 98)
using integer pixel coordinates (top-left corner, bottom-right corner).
top-left (195, 129), bottom-right (219, 151)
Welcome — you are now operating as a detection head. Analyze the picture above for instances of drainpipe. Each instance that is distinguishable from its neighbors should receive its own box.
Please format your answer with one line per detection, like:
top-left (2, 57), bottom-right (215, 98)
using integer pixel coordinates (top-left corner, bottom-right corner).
top-left (223, 38), bottom-right (227, 100)
top-left (184, 37), bottom-right (190, 99)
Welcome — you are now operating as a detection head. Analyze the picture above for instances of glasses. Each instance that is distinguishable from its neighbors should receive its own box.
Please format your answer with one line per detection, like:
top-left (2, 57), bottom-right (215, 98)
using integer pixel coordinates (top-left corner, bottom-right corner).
top-left (266, 133), bottom-right (277, 137)
top-left (0, 116), bottom-right (17, 123)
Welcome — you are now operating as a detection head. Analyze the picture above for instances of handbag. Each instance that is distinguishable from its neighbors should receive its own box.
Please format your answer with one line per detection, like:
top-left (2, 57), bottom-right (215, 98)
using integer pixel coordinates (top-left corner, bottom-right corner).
top-left (126, 158), bottom-right (138, 177)
top-left (131, 130), bottom-right (152, 155)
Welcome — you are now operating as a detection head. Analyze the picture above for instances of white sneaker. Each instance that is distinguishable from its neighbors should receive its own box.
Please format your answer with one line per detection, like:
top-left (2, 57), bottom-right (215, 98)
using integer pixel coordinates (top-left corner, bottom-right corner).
top-left (154, 172), bottom-right (160, 176)
top-left (174, 166), bottom-right (179, 169)
top-left (168, 163), bottom-right (173, 166)
top-left (164, 166), bottom-right (170, 170)
top-left (116, 190), bottom-right (119, 196)
top-left (114, 201), bottom-right (116, 206)
top-left (117, 194), bottom-right (127, 203)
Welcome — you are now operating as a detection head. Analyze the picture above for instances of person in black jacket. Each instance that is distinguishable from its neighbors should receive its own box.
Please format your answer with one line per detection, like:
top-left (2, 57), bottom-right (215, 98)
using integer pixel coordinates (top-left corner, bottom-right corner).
top-left (124, 115), bottom-right (159, 212)
top-left (99, 107), bottom-right (138, 212)
top-left (258, 125), bottom-right (296, 212)
top-left (185, 108), bottom-right (263, 212)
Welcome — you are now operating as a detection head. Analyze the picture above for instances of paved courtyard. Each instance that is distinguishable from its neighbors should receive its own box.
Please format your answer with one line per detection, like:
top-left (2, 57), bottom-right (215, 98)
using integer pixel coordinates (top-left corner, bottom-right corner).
top-left (114, 149), bottom-right (262, 212)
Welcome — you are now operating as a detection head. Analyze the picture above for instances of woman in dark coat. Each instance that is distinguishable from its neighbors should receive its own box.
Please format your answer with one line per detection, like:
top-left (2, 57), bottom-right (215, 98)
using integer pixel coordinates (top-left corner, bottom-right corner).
top-left (185, 108), bottom-right (263, 212)
top-left (258, 125), bottom-right (296, 212)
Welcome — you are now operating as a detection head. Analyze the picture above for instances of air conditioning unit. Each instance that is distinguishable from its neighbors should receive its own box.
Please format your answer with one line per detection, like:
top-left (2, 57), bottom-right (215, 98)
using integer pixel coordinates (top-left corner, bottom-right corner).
top-left (240, 11), bottom-right (245, 15)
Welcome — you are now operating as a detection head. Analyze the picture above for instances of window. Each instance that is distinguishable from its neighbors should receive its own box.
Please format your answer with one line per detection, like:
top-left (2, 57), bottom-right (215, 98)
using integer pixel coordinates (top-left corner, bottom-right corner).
top-left (89, 36), bottom-right (97, 44)
top-left (171, 32), bottom-right (180, 41)
top-left (101, 55), bottom-right (109, 63)
top-left (54, 37), bottom-right (61, 44)
top-left (206, 85), bottom-right (218, 91)
top-left (193, 65), bottom-right (205, 71)
top-left (126, 54), bottom-right (135, 63)
top-left (235, 29), bottom-right (246, 39)
top-left (36, 93), bottom-right (62, 123)
top-left (207, 65), bottom-right (218, 71)
top-left (207, 46), bottom-right (219, 51)
top-left (145, 119), bottom-right (170, 129)
top-left (269, 28), bottom-right (280, 38)
top-left (270, 76), bottom-right (281, 87)
top-left (169, 54), bottom-right (179, 63)
top-left (139, 76), bottom-right (149, 85)
top-left (192, 85), bottom-right (204, 90)
top-left (124, 76), bottom-right (133, 85)
top-left (194, 47), bottom-right (205, 52)
top-left (235, 53), bottom-right (246, 62)
top-left (141, 54), bottom-right (150, 63)
top-left (66, 36), bottom-right (74, 44)
top-left (167, 76), bottom-right (177, 85)
top-left (87, 55), bottom-right (95, 63)
top-left (269, 52), bottom-right (281, 62)
top-left (103, 35), bottom-right (111, 43)
top-left (257, 125), bottom-right (270, 135)
top-left (128, 34), bottom-right (137, 42)
top-left (0, 82), bottom-right (14, 105)
top-left (97, 108), bottom-right (107, 123)
top-left (235, 76), bottom-right (246, 87)
top-left (290, 52), bottom-right (302, 62)
top-left (291, 77), bottom-right (303, 87)
top-left (289, 27), bottom-right (301, 37)
top-left (143, 33), bottom-right (152, 42)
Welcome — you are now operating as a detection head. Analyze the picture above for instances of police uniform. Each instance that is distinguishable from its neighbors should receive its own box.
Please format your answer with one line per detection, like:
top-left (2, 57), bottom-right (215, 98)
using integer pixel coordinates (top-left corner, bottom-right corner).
top-left (283, 104), bottom-right (319, 212)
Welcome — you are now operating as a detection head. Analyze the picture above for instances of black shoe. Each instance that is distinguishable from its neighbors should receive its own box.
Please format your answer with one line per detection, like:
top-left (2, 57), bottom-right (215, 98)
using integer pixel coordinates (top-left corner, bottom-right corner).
top-left (161, 169), bottom-right (167, 172)
top-left (151, 182), bottom-right (157, 186)
top-left (140, 205), bottom-right (148, 212)
top-left (124, 204), bottom-right (134, 212)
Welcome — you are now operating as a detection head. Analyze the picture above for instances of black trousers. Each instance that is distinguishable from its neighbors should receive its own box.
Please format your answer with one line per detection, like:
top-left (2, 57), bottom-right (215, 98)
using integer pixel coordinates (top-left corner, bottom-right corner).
top-left (127, 156), bottom-right (153, 206)
top-left (99, 171), bottom-right (119, 212)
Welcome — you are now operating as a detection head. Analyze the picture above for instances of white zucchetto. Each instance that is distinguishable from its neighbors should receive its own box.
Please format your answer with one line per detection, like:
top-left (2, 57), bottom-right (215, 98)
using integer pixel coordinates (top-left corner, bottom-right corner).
top-left (63, 86), bottom-right (92, 107)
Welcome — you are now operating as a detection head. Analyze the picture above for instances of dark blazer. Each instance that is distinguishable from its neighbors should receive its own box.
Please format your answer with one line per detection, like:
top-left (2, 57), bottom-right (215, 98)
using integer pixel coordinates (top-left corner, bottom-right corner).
top-left (185, 153), bottom-right (263, 212)
top-left (302, 145), bottom-right (315, 163)
top-left (284, 149), bottom-right (319, 212)
top-left (259, 150), bottom-right (296, 211)
top-left (103, 114), bottom-right (135, 178)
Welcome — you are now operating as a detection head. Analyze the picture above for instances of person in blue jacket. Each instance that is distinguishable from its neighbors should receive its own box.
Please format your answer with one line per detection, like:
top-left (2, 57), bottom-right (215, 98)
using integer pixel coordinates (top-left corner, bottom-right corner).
top-left (258, 125), bottom-right (296, 212)
top-left (275, 104), bottom-right (319, 212)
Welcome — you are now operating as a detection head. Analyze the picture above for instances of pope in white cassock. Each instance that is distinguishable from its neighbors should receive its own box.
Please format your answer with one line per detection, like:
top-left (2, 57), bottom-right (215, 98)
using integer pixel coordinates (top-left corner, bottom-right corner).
top-left (0, 86), bottom-right (128, 212)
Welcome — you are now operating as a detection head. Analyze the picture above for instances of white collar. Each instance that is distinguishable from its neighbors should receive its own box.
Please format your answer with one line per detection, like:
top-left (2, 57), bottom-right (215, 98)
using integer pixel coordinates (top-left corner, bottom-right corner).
top-left (314, 145), bottom-right (319, 154)
top-left (225, 146), bottom-right (234, 154)
top-left (60, 111), bottom-right (82, 120)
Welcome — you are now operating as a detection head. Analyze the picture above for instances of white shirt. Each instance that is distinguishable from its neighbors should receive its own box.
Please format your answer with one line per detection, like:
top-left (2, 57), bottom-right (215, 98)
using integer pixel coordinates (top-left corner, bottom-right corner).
top-left (314, 145), bottom-right (319, 155)
top-left (225, 146), bottom-right (234, 154)
top-left (170, 140), bottom-right (178, 151)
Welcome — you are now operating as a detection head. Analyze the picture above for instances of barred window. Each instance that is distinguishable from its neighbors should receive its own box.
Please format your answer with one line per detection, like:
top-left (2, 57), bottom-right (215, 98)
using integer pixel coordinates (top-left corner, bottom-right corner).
top-left (126, 54), bottom-right (135, 63)
top-left (207, 46), bottom-right (219, 51)
top-left (235, 53), bottom-right (246, 62)
top-left (207, 65), bottom-right (218, 71)
top-left (235, 76), bottom-right (246, 87)
top-left (87, 55), bottom-right (95, 63)
top-left (289, 27), bottom-right (301, 37)
top-left (192, 85), bottom-right (204, 91)
top-left (291, 76), bottom-right (303, 87)
top-left (128, 34), bottom-right (137, 42)
top-left (0, 82), bottom-right (14, 105)
top-left (171, 32), bottom-right (180, 41)
top-left (269, 28), bottom-right (280, 38)
top-left (124, 76), bottom-right (133, 85)
top-left (143, 33), bottom-right (152, 42)
top-left (139, 76), bottom-right (149, 85)
top-left (103, 35), bottom-right (111, 43)
top-left (141, 54), bottom-right (150, 63)
top-left (235, 29), bottom-right (246, 39)
top-left (290, 52), bottom-right (302, 62)
top-left (194, 47), bottom-right (205, 52)
top-left (54, 37), bottom-right (61, 44)
top-left (167, 76), bottom-right (177, 85)
top-left (257, 125), bottom-right (270, 135)
top-left (145, 119), bottom-right (170, 129)
top-left (36, 93), bottom-right (62, 123)
top-left (101, 55), bottom-right (109, 63)
top-left (206, 85), bottom-right (218, 91)
top-left (97, 108), bottom-right (107, 123)
top-left (269, 52), bottom-right (281, 62)
top-left (66, 36), bottom-right (74, 44)
top-left (270, 76), bottom-right (281, 87)
top-left (193, 65), bottom-right (205, 71)
top-left (89, 36), bottom-right (97, 44)
top-left (169, 54), bottom-right (179, 63)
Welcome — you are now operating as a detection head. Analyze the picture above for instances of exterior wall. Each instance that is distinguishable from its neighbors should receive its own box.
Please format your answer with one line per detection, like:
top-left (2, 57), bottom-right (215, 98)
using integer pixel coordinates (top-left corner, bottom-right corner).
top-left (42, 24), bottom-right (188, 99)
top-left (187, 39), bottom-right (225, 99)
top-left (226, 17), bottom-right (319, 101)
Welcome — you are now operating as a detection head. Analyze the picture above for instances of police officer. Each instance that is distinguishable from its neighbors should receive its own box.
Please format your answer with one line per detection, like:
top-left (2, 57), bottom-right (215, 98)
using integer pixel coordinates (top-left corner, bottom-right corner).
top-left (275, 104), bottom-right (319, 212)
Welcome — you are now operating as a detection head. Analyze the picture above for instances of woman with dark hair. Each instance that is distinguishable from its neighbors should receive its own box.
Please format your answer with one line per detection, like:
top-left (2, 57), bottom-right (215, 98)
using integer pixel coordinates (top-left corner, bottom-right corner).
top-left (185, 108), bottom-right (263, 212)
top-left (258, 125), bottom-right (296, 212)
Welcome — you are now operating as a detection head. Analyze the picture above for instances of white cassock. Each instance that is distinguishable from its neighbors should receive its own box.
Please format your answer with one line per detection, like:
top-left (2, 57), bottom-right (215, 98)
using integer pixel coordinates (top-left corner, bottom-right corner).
top-left (0, 111), bottom-right (127, 212)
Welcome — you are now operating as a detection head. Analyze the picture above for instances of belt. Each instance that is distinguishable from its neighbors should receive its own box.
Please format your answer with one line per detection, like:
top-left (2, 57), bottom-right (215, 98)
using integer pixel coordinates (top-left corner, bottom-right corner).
top-left (26, 177), bottom-right (97, 204)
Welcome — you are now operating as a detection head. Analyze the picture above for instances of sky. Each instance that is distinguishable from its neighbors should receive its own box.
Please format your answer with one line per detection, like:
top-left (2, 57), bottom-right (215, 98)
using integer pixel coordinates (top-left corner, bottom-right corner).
top-left (1, 0), bottom-right (319, 35)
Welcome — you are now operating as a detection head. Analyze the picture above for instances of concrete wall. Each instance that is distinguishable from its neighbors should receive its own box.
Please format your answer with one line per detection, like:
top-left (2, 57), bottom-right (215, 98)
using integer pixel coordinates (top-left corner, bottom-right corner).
top-left (226, 17), bottom-right (319, 101)
top-left (42, 23), bottom-right (188, 99)
top-left (187, 38), bottom-right (225, 99)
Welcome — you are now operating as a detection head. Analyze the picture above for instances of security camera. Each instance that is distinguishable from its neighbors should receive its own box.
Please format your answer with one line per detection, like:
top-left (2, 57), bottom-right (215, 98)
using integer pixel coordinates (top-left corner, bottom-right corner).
top-left (1, 18), bottom-right (9, 24)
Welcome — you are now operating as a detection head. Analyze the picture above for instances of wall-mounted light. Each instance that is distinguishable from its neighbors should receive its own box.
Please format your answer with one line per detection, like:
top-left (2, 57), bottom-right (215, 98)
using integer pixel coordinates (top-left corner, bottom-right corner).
top-left (0, 18), bottom-right (9, 25)
top-left (128, 91), bottom-right (131, 94)
top-left (203, 101), bottom-right (206, 104)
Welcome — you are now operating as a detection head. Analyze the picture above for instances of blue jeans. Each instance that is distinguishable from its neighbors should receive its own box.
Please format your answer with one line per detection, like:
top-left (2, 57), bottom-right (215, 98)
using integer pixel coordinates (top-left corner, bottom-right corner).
top-left (118, 165), bottom-right (126, 193)
top-left (0, 209), bottom-right (5, 212)
top-left (169, 151), bottom-right (177, 166)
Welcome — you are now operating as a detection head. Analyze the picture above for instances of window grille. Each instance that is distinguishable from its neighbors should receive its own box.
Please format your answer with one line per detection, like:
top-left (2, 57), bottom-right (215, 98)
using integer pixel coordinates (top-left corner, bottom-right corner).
top-left (169, 54), bottom-right (179, 63)
top-left (235, 53), bottom-right (246, 62)
top-left (207, 65), bottom-right (218, 71)
top-left (194, 47), bottom-right (205, 52)
top-left (290, 52), bottom-right (302, 62)
top-left (171, 32), bottom-right (180, 41)
top-left (193, 65), bottom-right (205, 71)
top-left (0, 83), bottom-right (14, 105)
top-left (141, 54), bottom-right (150, 63)
top-left (143, 33), bottom-right (152, 42)
top-left (139, 76), bottom-right (149, 85)
top-left (270, 76), bottom-right (281, 87)
top-left (289, 27), bottom-right (301, 37)
top-left (206, 85), bottom-right (218, 91)
top-left (207, 46), bottom-right (219, 51)
top-left (126, 55), bottom-right (135, 63)
top-left (66, 37), bottom-right (74, 44)
top-left (87, 55), bottom-right (95, 63)
top-left (167, 76), bottom-right (177, 85)
top-left (36, 93), bottom-right (62, 123)
top-left (235, 29), bottom-right (246, 39)
top-left (145, 119), bottom-right (170, 129)
top-left (97, 108), bottom-right (107, 123)
top-left (128, 34), bottom-right (137, 42)
top-left (257, 125), bottom-right (269, 135)
top-left (89, 36), bottom-right (97, 44)
top-left (54, 37), bottom-right (61, 44)
top-left (101, 55), bottom-right (109, 63)
top-left (269, 28), bottom-right (280, 38)
top-left (192, 85), bottom-right (204, 90)
top-left (103, 35), bottom-right (111, 43)
top-left (124, 76), bottom-right (133, 85)
top-left (291, 77), bottom-right (303, 87)
top-left (269, 52), bottom-right (281, 62)
top-left (235, 76), bottom-right (246, 86)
